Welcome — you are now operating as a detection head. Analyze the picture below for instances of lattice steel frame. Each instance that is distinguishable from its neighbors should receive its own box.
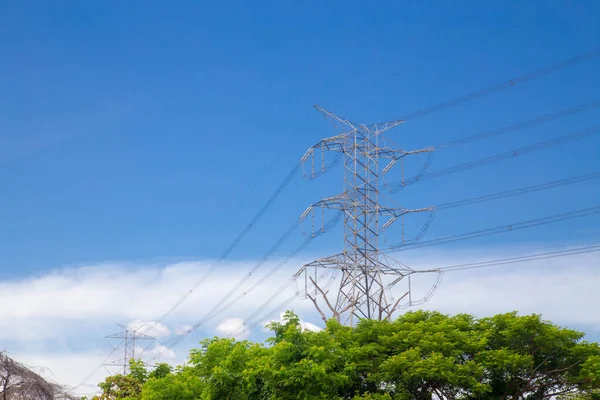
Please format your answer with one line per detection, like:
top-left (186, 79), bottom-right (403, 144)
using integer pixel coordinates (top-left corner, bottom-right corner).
top-left (105, 324), bottom-right (154, 375)
top-left (295, 106), bottom-right (436, 325)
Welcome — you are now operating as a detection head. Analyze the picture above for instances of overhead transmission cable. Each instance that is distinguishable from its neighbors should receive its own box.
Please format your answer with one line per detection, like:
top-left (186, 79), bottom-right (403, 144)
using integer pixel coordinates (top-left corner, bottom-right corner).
top-left (232, 243), bottom-right (600, 338)
top-left (226, 268), bottom-right (339, 339)
top-left (154, 164), bottom-right (301, 323)
top-left (439, 244), bottom-right (600, 272)
top-left (150, 212), bottom-right (343, 355)
top-left (216, 47), bottom-right (600, 341)
top-left (80, 47), bottom-right (600, 390)
top-left (381, 99), bottom-right (600, 193)
top-left (155, 120), bottom-right (600, 353)
top-left (234, 243), bottom-right (600, 337)
top-left (387, 125), bottom-right (600, 193)
top-left (228, 244), bottom-right (600, 339)
top-left (77, 114), bottom-right (314, 388)
top-left (154, 48), bottom-right (600, 325)
top-left (435, 172), bottom-right (600, 210)
top-left (435, 99), bottom-right (600, 149)
top-left (228, 293), bottom-right (298, 339)
top-left (387, 205), bottom-right (600, 252)
top-left (158, 95), bottom-right (600, 350)
top-left (146, 46), bottom-right (600, 357)
top-left (396, 47), bottom-right (600, 122)
top-left (229, 111), bottom-right (312, 217)
top-left (389, 171), bottom-right (600, 243)
top-left (71, 342), bottom-right (123, 391)
top-left (165, 181), bottom-right (572, 346)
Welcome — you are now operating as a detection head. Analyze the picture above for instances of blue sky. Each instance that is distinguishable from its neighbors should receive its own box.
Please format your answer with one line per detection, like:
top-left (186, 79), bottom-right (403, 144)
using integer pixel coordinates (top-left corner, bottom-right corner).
top-left (0, 0), bottom-right (599, 395)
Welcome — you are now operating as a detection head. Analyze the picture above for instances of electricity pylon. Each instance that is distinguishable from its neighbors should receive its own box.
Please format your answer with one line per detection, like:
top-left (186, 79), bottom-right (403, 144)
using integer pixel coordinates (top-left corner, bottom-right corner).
top-left (105, 324), bottom-right (154, 375)
top-left (294, 106), bottom-right (440, 326)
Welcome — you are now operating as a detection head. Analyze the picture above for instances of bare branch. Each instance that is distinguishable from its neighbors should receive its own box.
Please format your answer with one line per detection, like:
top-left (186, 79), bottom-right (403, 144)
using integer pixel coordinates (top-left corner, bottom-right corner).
top-left (310, 276), bottom-right (338, 315)
top-left (309, 276), bottom-right (356, 323)
top-left (0, 351), bottom-right (78, 400)
top-left (384, 292), bottom-right (409, 321)
top-left (307, 293), bottom-right (328, 323)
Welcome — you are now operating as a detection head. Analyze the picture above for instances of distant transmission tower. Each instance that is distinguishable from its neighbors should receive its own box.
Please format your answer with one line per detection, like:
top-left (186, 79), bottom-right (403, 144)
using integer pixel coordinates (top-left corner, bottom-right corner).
top-left (105, 324), bottom-right (154, 375)
top-left (294, 106), bottom-right (441, 326)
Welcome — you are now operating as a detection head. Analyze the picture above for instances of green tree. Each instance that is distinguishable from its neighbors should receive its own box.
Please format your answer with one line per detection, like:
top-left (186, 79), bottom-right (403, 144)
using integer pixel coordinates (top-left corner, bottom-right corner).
top-left (258, 311), bottom-right (352, 399)
top-left (92, 360), bottom-right (149, 400)
top-left (97, 311), bottom-right (600, 400)
top-left (477, 312), bottom-right (600, 399)
top-left (94, 374), bottom-right (142, 400)
top-left (141, 366), bottom-right (203, 400)
top-left (186, 337), bottom-right (266, 399)
top-left (148, 363), bottom-right (172, 380)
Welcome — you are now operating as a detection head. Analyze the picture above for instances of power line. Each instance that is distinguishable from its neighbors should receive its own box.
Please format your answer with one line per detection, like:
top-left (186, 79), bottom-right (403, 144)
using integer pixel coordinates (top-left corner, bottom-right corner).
top-left (77, 112), bottom-right (314, 388)
top-left (395, 47), bottom-right (600, 122)
top-left (435, 99), bottom-right (600, 149)
top-left (387, 206), bottom-right (600, 252)
top-left (382, 172), bottom-right (600, 246)
top-left (78, 46), bottom-right (600, 390)
top-left (156, 174), bottom-right (599, 349)
top-left (154, 164), bottom-right (301, 323)
top-left (135, 45), bottom-right (600, 362)
top-left (436, 172), bottom-right (600, 210)
top-left (228, 293), bottom-right (298, 339)
top-left (389, 12), bottom-right (537, 79)
top-left (230, 111), bottom-right (312, 217)
top-left (151, 113), bottom-right (317, 325)
top-left (387, 125), bottom-right (600, 193)
top-left (230, 244), bottom-right (600, 337)
top-left (380, 99), bottom-right (600, 192)
top-left (150, 212), bottom-right (343, 355)
top-left (227, 268), bottom-right (340, 339)
top-left (219, 47), bottom-right (600, 336)
top-left (327, 11), bottom-right (532, 103)
top-left (159, 44), bottom-right (600, 338)
top-left (155, 47), bottom-right (600, 326)
top-left (439, 244), bottom-right (600, 272)
top-left (71, 344), bottom-right (122, 391)
top-left (228, 279), bottom-right (298, 338)
top-left (235, 245), bottom-right (600, 337)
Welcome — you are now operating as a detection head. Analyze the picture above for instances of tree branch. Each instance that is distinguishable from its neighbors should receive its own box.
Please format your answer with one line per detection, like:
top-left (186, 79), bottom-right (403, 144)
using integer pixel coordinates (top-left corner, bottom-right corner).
top-left (384, 292), bottom-right (409, 321)
top-left (307, 292), bottom-right (328, 323)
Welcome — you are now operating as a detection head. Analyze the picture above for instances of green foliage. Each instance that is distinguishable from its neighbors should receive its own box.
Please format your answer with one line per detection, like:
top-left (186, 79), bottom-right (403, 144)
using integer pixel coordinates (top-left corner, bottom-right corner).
top-left (94, 374), bottom-right (142, 400)
top-left (91, 360), bottom-right (151, 400)
top-left (147, 363), bottom-right (172, 381)
top-left (141, 366), bottom-right (203, 400)
top-left (128, 359), bottom-right (148, 385)
top-left (92, 310), bottom-right (600, 400)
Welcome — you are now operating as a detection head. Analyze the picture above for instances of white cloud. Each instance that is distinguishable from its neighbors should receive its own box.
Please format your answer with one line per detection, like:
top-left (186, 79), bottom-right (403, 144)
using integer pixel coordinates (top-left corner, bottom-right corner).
top-left (401, 248), bottom-right (600, 329)
top-left (0, 259), bottom-right (310, 397)
top-left (0, 259), bottom-right (311, 342)
top-left (1, 246), bottom-right (599, 398)
top-left (260, 312), bottom-right (323, 333)
top-left (15, 351), bottom-right (112, 398)
top-left (301, 321), bottom-right (322, 332)
top-left (216, 318), bottom-right (250, 339)
top-left (144, 344), bottom-right (177, 361)
top-left (127, 319), bottom-right (171, 337)
top-left (175, 324), bottom-right (193, 336)
top-left (15, 347), bottom-right (183, 398)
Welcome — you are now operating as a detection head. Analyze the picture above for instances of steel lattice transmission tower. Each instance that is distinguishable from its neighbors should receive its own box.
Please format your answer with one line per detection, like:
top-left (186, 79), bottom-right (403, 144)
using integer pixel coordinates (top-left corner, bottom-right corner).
top-left (105, 324), bottom-right (154, 375)
top-left (294, 106), bottom-right (439, 326)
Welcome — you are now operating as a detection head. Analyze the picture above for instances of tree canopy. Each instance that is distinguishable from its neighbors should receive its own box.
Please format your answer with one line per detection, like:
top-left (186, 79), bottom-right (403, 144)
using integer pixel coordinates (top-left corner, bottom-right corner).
top-left (89, 310), bottom-right (600, 400)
